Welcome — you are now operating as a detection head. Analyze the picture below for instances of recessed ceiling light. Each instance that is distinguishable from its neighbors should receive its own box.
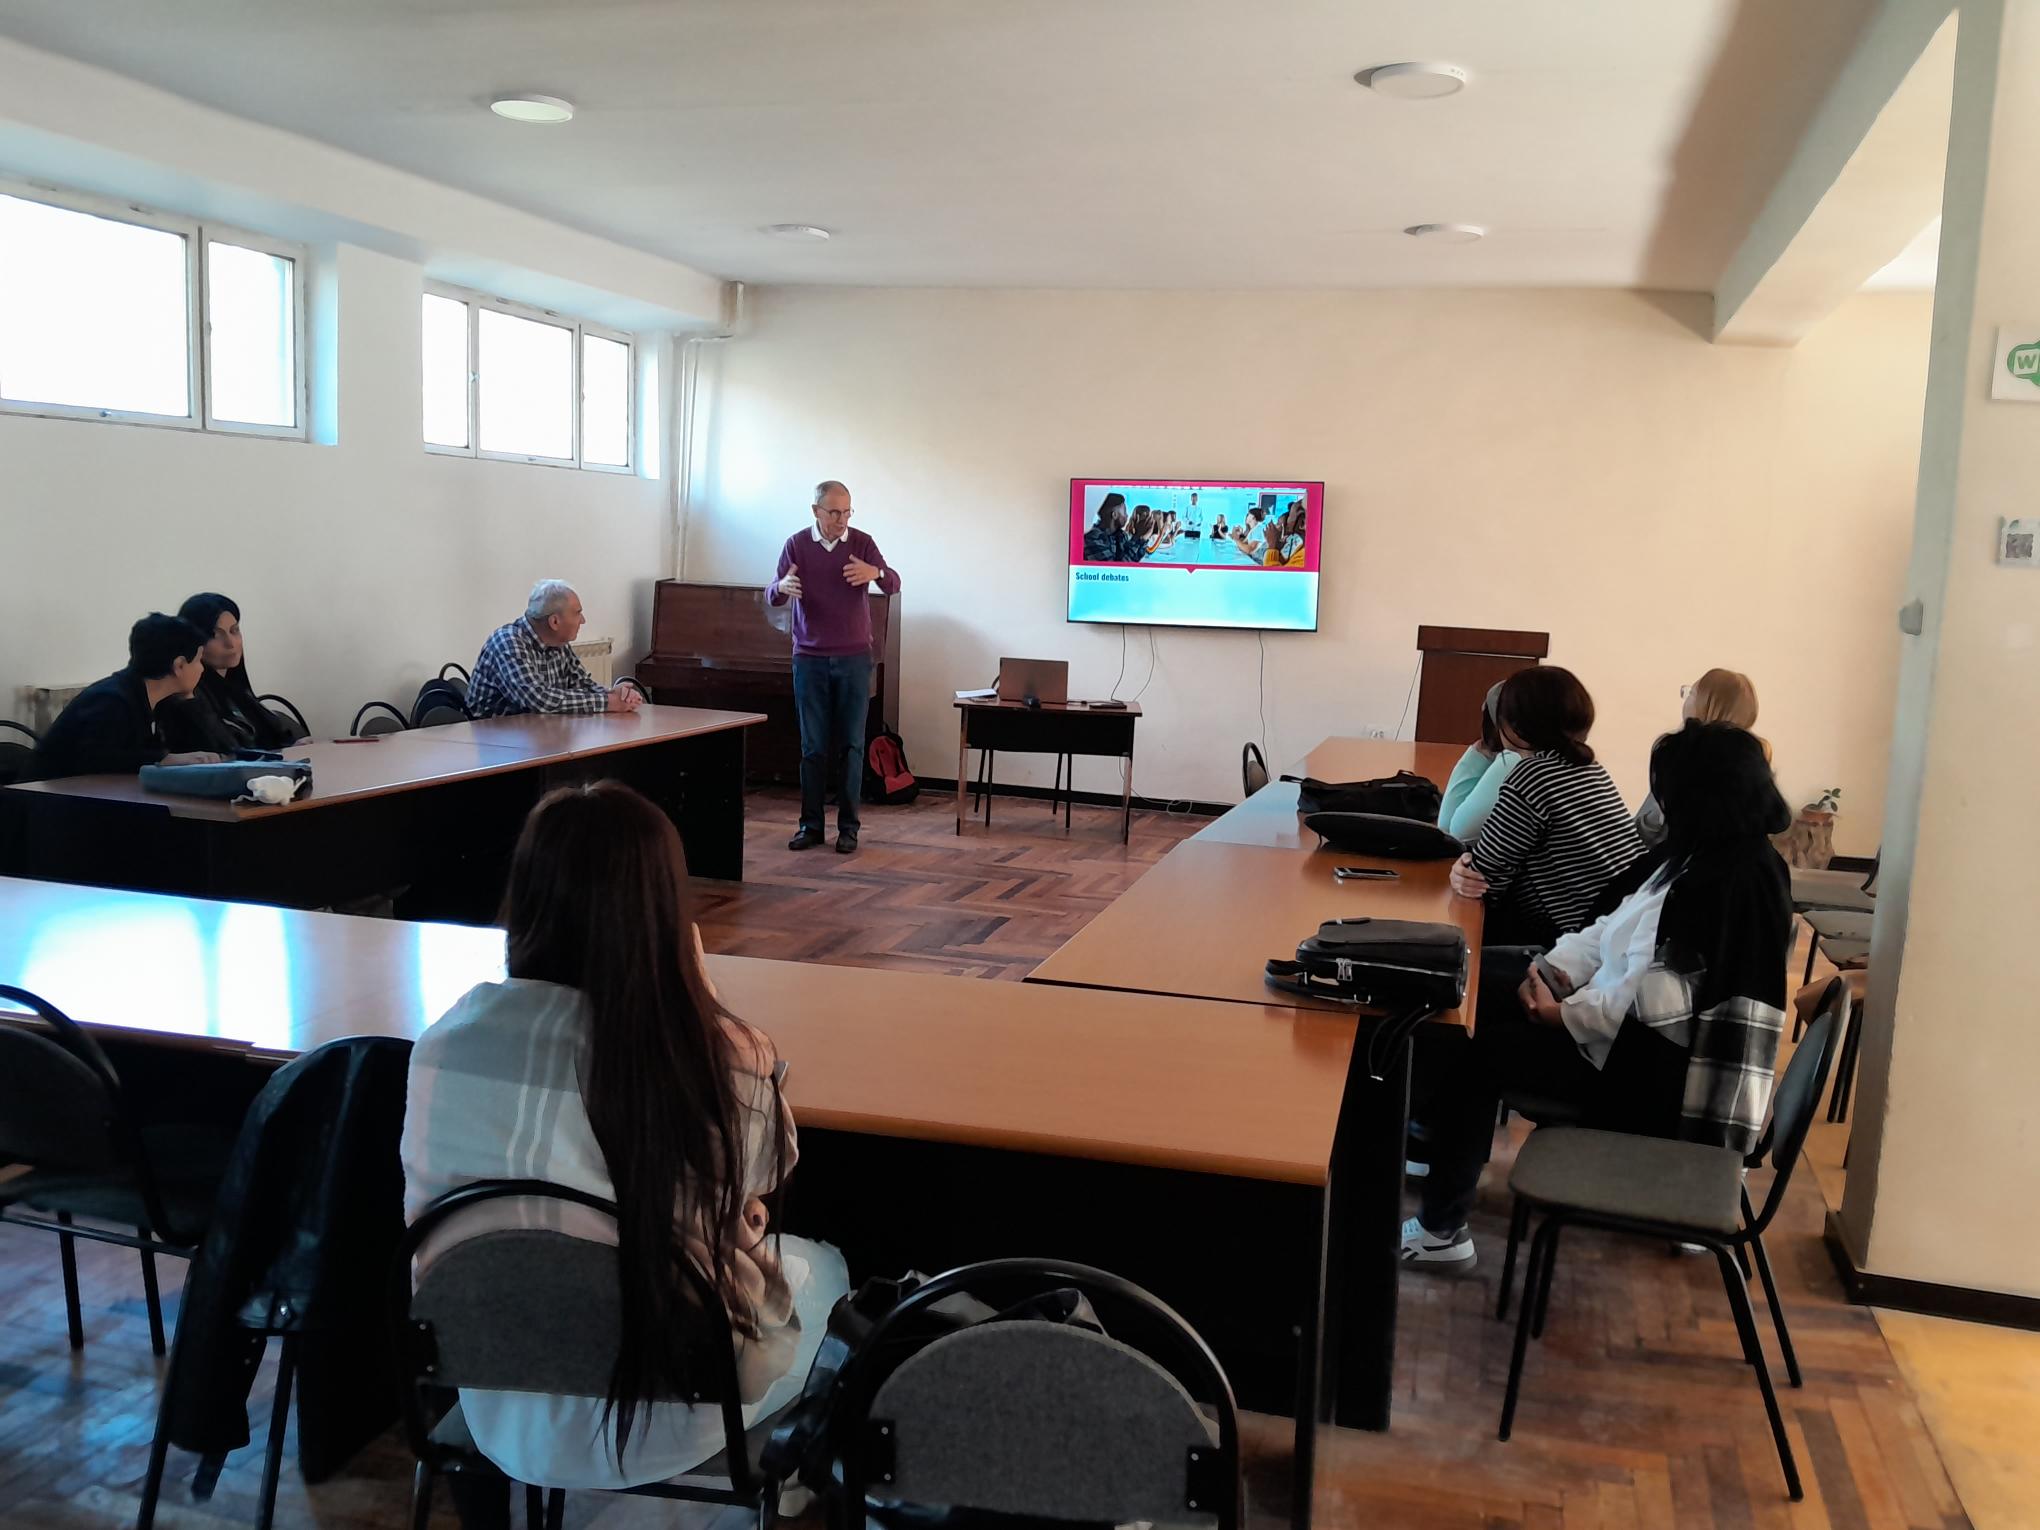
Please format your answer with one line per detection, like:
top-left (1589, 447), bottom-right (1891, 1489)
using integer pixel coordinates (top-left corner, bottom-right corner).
top-left (764, 224), bottom-right (833, 242)
top-left (489, 94), bottom-right (575, 124)
top-left (1358, 62), bottom-right (1469, 100)
top-left (1405, 223), bottom-right (1486, 244)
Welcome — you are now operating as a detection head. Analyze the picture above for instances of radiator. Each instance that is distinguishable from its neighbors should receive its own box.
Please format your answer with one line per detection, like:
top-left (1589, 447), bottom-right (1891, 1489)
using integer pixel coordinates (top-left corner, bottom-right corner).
top-left (571, 637), bottom-right (613, 687)
top-left (20, 683), bottom-right (88, 734)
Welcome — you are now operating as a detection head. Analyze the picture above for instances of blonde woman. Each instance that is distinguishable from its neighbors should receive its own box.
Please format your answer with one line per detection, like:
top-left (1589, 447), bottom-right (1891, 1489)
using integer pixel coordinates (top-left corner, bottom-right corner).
top-left (1636, 668), bottom-right (1767, 846)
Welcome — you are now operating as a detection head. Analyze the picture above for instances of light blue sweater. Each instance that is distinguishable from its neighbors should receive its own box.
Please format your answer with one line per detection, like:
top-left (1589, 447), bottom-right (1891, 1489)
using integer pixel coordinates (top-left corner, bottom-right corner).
top-left (1438, 745), bottom-right (1523, 843)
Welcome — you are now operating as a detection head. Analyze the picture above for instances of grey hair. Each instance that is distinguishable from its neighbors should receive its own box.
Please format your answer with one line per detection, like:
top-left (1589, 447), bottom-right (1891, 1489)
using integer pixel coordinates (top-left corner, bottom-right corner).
top-left (525, 579), bottom-right (578, 623)
top-left (813, 479), bottom-right (849, 506)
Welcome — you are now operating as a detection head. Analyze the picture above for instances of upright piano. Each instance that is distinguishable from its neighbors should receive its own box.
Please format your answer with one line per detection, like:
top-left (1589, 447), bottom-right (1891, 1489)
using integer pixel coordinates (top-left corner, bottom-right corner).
top-left (635, 580), bottom-right (902, 783)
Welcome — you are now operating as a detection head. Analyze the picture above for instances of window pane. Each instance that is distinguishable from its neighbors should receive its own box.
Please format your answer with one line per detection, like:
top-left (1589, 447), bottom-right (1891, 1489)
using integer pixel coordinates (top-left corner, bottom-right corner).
top-left (581, 333), bottom-right (630, 467)
top-left (0, 193), bottom-right (190, 417)
top-left (477, 307), bottom-right (572, 459)
top-left (422, 293), bottom-right (471, 448)
top-left (207, 241), bottom-right (296, 428)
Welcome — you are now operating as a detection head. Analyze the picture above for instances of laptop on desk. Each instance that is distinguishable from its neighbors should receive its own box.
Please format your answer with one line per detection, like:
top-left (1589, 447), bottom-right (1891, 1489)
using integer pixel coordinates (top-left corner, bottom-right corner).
top-left (996, 657), bottom-right (1070, 706)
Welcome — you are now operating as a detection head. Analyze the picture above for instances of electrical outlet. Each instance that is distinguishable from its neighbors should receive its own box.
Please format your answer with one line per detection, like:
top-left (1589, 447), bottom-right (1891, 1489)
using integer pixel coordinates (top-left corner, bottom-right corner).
top-left (1362, 726), bottom-right (1390, 740)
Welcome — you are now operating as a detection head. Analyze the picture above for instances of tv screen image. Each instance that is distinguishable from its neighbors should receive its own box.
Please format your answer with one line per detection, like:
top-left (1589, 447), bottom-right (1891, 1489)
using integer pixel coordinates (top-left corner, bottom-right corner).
top-left (1067, 479), bottom-right (1324, 632)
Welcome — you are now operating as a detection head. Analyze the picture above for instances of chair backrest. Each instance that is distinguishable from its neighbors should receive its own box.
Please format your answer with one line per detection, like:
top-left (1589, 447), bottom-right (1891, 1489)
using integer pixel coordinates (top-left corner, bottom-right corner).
top-left (872, 1321), bottom-right (1222, 1526)
top-left (0, 720), bottom-right (39, 786)
top-left (413, 702), bottom-right (468, 729)
top-left (410, 678), bottom-right (472, 729)
top-left (837, 1258), bottom-right (1240, 1530)
top-left (257, 693), bottom-right (310, 740)
top-left (436, 661), bottom-right (471, 701)
top-left (1241, 742), bottom-right (1269, 797)
top-left (0, 984), bottom-right (190, 1236)
top-left (394, 1180), bottom-right (751, 1483)
top-left (351, 700), bottom-right (409, 736)
top-left (1748, 985), bottom-right (1844, 1231)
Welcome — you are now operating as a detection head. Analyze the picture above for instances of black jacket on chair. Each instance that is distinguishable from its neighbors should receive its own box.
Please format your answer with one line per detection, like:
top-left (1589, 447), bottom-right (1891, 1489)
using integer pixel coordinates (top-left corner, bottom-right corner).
top-left (160, 1036), bottom-right (413, 1481)
top-left (31, 670), bottom-right (168, 778)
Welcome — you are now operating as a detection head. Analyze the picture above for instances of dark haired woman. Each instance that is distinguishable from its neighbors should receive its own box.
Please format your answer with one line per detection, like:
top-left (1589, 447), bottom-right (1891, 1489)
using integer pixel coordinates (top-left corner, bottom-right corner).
top-left (1437, 682), bottom-right (1522, 842)
top-left (175, 593), bottom-right (304, 750)
top-left (1406, 721), bottom-right (1793, 1267)
top-left (402, 782), bottom-right (847, 1509)
top-left (1448, 666), bottom-right (1642, 946)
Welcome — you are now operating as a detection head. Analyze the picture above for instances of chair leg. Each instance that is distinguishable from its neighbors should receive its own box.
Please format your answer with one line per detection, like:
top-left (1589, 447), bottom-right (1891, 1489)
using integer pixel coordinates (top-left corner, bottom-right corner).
top-left (1735, 1238), bottom-right (1753, 1283)
top-left (1710, 1242), bottom-right (1802, 1501)
top-left (138, 1235), bottom-right (166, 1356)
top-left (1496, 1196), bottom-right (1531, 1320)
top-left (137, 1359), bottom-right (179, 1530)
top-left (1743, 1190), bottom-right (1802, 1388)
top-left (1800, 929), bottom-right (1818, 997)
top-left (255, 1337), bottom-right (297, 1530)
top-left (411, 1463), bottom-right (437, 1530)
top-left (524, 1483), bottom-right (544, 1529)
top-left (54, 1211), bottom-right (85, 1350)
top-left (1500, 1218), bottom-right (1556, 1440)
top-left (545, 1487), bottom-right (565, 1530)
top-left (1531, 1219), bottom-right (1565, 1339)
top-left (1830, 1002), bottom-right (1866, 1124)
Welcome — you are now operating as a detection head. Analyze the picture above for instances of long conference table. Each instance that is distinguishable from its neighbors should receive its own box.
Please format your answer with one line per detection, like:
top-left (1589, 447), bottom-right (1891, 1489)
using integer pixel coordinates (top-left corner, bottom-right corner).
top-left (0, 705), bottom-right (762, 919)
top-left (0, 736), bottom-right (1476, 1530)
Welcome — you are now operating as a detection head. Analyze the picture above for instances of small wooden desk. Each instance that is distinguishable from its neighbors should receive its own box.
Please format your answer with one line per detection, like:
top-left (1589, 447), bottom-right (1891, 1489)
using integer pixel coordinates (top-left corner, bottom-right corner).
top-left (0, 705), bottom-right (763, 915)
top-left (954, 699), bottom-right (1140, 842)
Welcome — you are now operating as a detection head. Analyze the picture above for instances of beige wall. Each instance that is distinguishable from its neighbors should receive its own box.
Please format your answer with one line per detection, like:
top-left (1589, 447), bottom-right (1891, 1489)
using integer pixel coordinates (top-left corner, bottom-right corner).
top-left (1842, 0), bottom-right (2040, 1298)
top-left (685, 286), bottom-right (1930, 848)
top-left (1, 244), bottom-right (670, 738)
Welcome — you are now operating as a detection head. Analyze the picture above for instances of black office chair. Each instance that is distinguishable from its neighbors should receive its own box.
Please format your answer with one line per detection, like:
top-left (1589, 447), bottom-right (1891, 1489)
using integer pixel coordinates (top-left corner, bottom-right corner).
top-left (1494, 987), bottom-right (1844, 1502)
top-left (351, 701), bottom-right (409, 737)
top-left (256, 694), bottom-right (310, 741)
top-left (1241, 742), bottom-right (1269, 797)
top-left (833, 1259), bottom-right (1242, 1530)
top-left (0, 985), bottom-right (230, 1358)
top-left (393, 1180), bottom-right (793, 1530)
top-left (0, 718), bottom-right (39, 785)
top-left (435, 662), bottom-right (471, 705)
top-left (615, 675), bottom-right (650, 702)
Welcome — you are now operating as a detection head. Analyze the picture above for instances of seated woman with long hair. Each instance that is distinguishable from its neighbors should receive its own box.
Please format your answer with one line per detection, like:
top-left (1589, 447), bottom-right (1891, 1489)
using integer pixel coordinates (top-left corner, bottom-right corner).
top-left (1635, 666), bottom-right (1765, 847)
top-left (1404, 722), bottom-right (1793, 1268)
top-left (1449, 666), bottom-right (1643, 946)
top-left (175, 592), bottom-right (305, 751)
top-left (401, 782), bottom-right (847, 1511)
top-left (1437, 682), bottom-right (1523, 843)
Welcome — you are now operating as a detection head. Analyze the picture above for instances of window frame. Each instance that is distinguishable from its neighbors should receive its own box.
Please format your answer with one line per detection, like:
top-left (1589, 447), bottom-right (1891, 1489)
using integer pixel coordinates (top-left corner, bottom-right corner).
top-left (423, 282), bottom-right (634, 473)
top-left (200, 224), bottom-right (310, 440)
top-left (0, 179), bottom-right (308, 441)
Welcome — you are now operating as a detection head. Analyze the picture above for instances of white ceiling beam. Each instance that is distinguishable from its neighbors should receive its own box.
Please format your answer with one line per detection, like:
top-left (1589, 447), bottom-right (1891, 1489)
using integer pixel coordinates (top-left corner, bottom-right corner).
top-left (1713, 1), bottom-right (1956, 346)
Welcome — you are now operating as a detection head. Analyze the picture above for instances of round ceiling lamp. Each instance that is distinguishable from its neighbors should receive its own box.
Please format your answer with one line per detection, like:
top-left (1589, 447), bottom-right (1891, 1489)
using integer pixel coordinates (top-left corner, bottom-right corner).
top-left (489, 94), bottom-right (576, 124)
top-left (1404, 223), bottom-right (1486, 244)
top-left (1358, 63), bottom-right (1469, 100)
top-left (764, 224), bottom-right (833, 242)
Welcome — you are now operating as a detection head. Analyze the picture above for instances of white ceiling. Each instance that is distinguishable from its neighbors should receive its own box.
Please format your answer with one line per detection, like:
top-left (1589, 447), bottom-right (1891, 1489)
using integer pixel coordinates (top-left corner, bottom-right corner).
top-left (0, 0), bottom-right (1878, 291)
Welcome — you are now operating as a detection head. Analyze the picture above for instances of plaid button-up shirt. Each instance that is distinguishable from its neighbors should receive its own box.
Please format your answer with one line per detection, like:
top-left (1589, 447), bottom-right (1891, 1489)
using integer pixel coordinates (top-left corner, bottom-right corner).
top-left (465, 618), bottom-right (608, 718)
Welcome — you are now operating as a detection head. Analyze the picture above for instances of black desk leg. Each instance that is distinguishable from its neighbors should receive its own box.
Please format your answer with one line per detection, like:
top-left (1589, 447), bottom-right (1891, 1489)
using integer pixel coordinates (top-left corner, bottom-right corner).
top-left (1322, 1022), bottom-right (1411, 1432)
top-left (676, 727), bottom-right (748, 881)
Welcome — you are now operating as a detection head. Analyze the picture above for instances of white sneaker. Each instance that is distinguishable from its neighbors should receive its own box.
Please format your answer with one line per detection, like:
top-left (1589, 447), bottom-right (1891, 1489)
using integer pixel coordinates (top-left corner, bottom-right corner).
top-left (1399, 1216), bottom-right (1476, 1268)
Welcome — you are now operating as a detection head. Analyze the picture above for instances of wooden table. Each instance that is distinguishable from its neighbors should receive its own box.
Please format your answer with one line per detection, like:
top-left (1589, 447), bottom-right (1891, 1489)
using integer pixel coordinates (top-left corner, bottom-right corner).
top-left (954, 699), bottom-right (1140, 842)
top-left (0, 705), bottom-right (763, 917)
top-left (0, 876), bottom-right (1353, 1526)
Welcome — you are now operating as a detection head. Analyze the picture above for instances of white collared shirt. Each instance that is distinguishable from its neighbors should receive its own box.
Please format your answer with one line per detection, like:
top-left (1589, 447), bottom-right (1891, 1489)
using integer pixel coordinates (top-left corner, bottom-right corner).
top-left (810, 524), bottom-right (842, 553)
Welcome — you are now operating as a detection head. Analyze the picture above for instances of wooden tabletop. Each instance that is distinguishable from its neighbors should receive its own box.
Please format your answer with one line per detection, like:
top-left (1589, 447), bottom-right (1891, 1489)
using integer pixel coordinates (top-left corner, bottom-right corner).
top-left (415, 704), bottom-right (764, 761)
top-left (953, 699), bottom-right (1142, 716)
top-left (1195, 740), bottom-right (1466, 852)
top-left (0, 877), bottom-right (1351, 1184)
top-left (1027, 838), bottom-right (1482, 1027)
top-left (2, 705), bottom-right (765, 822)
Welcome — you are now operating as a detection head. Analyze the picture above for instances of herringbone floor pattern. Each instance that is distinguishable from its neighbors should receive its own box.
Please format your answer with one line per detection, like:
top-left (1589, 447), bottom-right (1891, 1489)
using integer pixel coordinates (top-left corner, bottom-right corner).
top-left (0, 790), bottom-right (1969, 1528)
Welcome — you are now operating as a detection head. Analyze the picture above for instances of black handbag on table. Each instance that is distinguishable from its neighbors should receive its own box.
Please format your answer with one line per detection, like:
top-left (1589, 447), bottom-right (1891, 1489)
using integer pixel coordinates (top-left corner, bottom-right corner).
top-left (1264, 916), bottom-right (1467, 1013)
top-left (1284, 770), bottom-right (1443, 821)
top-left (1303, 812), bottom-right (1463, 860)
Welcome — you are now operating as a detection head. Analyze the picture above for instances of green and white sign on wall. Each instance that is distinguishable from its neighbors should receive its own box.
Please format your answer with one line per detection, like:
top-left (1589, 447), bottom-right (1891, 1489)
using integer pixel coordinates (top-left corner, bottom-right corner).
top-left (1990, 325), bottom-right (2040, 401)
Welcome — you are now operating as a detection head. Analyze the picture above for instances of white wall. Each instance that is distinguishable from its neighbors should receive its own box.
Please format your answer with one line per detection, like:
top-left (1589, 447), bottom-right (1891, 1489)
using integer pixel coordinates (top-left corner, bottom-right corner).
top-left (2, 243), bottom-right (671, 735)
top-left (684, 286), bottom-right (1932, 852)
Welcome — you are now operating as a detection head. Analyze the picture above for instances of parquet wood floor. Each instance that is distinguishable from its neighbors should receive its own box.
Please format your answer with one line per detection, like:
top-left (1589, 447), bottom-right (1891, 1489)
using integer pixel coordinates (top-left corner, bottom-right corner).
top-left (0, 791), bottom-right (1972, 1528)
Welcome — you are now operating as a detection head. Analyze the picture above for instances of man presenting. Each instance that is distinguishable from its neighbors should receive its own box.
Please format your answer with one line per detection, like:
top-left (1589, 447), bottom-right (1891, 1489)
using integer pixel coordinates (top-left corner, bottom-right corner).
top-left (467, 579), bottom-right (642, 719)
top-left (767, 480), bottom-right (900, 854)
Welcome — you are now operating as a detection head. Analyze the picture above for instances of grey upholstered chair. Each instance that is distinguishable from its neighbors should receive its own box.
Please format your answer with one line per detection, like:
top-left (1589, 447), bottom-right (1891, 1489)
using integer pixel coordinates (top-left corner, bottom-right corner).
top-left (1493, 983), bottom-right (1846, 1503)
top-left (1241, 742), bottom-right (1269, 797)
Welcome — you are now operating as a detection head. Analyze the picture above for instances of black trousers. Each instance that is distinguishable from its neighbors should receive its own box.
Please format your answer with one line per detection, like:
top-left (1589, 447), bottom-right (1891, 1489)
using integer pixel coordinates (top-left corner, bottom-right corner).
top-left (1414, 946), bottom-right (1601, 1232)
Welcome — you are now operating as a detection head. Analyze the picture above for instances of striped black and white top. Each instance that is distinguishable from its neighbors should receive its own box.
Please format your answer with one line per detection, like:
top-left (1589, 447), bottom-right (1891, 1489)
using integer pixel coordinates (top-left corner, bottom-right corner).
top-left (1471, 750), bottom-right (1644, 942)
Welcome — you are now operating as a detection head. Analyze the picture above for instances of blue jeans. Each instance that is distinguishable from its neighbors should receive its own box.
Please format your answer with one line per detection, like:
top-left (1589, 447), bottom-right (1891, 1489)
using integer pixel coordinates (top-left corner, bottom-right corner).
top-left (792, 653), bottom-right (873, 835)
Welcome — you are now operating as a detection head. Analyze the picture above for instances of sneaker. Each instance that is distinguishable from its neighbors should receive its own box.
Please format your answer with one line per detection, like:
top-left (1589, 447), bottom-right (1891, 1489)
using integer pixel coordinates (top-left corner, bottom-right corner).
top-left (788, 828), bottom-right (824, 851)
top-left (1404, 1159), bottom-right (1431, 1179)
top-left (1399, 1216), bottom-right (1476, 1268)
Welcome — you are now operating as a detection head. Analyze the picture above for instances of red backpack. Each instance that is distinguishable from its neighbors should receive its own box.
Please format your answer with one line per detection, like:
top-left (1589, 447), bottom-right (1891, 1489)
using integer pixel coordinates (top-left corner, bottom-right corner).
top-left (862, 728), bottom-right (919, 805)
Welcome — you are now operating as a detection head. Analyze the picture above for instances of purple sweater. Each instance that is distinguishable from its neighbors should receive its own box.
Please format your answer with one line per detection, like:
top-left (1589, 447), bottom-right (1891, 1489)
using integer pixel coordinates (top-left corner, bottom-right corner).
top-left (767, 526), bottom-right (900, 657)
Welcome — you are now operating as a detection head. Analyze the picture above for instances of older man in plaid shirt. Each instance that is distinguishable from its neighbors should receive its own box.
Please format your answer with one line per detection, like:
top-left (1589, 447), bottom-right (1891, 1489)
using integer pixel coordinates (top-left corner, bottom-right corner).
top-left (466, 580), bottom-right (641, 719)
